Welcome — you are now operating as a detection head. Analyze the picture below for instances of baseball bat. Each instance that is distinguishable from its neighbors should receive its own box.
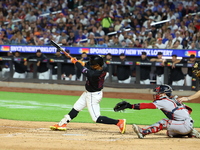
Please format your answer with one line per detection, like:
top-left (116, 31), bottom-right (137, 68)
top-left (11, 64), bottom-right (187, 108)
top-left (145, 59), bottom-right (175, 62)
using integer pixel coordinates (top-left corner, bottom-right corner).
top-left (50, 40), bottom-right (72, 59)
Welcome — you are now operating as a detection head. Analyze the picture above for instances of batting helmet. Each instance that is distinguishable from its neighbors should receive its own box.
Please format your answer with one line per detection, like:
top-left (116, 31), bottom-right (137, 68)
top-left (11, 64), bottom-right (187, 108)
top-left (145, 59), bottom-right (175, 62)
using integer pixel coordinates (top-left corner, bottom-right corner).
top-left (89, 55), bottom-right (104, 66)
top-left (153, 84), bottom-right (173, 97)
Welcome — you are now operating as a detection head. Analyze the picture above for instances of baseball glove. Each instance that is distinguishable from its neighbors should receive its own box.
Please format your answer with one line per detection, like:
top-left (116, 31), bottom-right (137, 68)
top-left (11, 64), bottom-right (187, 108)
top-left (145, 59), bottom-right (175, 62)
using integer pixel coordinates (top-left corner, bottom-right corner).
top-left (113, 101), bottom-right (132, 112)
top-left (192, 62), bottom-right (200, 79)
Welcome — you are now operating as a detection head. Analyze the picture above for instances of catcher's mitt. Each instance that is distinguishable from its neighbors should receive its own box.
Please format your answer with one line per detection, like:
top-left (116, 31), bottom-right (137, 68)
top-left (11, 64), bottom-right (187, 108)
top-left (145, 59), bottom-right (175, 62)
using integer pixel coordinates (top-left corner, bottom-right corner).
top-left (192, 62), bottom-right (200, 79)
top-left (113, 101), bottom-right (132, 112)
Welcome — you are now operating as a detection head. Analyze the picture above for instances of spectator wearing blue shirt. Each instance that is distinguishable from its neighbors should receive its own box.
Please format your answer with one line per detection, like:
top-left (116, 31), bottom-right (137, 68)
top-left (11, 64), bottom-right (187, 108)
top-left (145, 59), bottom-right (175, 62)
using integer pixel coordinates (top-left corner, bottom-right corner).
top-left (96, 38), bottom-right (108, 47)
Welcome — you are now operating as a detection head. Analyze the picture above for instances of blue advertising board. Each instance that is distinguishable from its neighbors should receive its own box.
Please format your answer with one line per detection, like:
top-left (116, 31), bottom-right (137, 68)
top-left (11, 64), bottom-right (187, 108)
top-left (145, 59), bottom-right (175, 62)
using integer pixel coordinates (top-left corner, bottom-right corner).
top-left (0, 45), bottom-right (199, 58)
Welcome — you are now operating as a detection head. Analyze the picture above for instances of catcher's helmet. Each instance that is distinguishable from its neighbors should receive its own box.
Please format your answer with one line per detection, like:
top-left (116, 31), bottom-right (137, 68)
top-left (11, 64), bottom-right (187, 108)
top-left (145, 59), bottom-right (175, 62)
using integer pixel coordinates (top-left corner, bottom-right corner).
top-left (89, 55), bottom-right (104, 66)
top-left (153, 84), bottom-right (173, 97)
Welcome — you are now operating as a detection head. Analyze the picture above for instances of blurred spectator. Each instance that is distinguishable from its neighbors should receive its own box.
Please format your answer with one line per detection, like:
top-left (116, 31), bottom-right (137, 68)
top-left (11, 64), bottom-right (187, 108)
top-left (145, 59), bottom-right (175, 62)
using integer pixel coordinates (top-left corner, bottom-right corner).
top-left (169, 54), bottom-right (184, 86)
top-left (171, 40), bottom-right (183, 49)
top-left (150, 52), bottom-right (166, 85)
top-left (96, 38), bottom-right (108, 47)
top-left (101, 13), bottom-right (113, 35)
top-left (146, 31), bottom-right (156, 46)
top-left (116, 53), bottom-right (131, 84)
top-left (188, 41), bottom-right (198, 49)
top-left (133, 39), bottom-right (142, 48)
top-left (88, 39), bottom-right (96, 47)
top-left (58, 30), bottom-right (69, 44)
top-left (173, 31), bottom-right (183, 44)
top-left (155, 38), bottom-right (166, 49)
top-left (165, 34), bottom-right (174, 48)
top-left (67, 31), bottom-right (76, 46)
top-left (139, 52), bottom-right (151, 85)
top-left (60, 38), bottom-right (68, 46)
top-left (110, 36), bottom-right (120, 47)
top-left (13, 51), bottom-right (27, 79)
top-left (182, 40), bottom-right (189, 49)
top-left (120, 40), bottom-right (128, 48)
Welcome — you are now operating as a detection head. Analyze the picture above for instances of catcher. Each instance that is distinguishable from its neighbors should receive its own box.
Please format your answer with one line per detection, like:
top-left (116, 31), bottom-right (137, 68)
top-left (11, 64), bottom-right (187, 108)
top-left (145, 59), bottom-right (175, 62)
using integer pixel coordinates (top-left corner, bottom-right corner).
top-left (179, 61), bottom-right (200, 102)
top-left (114, 84), bottom-right (200, 138)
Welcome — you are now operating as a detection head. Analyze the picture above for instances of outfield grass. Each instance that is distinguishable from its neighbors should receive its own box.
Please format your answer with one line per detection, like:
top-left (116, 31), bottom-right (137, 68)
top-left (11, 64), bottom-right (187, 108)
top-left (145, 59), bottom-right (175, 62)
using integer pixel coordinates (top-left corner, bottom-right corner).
top-left (0, 91), bottom-right (199, 127)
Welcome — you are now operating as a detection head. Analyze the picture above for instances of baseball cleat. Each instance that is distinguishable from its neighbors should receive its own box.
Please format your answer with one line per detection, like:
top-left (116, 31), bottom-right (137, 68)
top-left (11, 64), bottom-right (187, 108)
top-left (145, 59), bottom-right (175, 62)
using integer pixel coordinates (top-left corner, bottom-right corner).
top-left (189, 128), bottom-right (200, 138)
top-left (132, 124), bottom-right (144, 139)
top-left (117, 119), bottom-right (126, 134)
top-left (50, 124), bottom-right (67, 131)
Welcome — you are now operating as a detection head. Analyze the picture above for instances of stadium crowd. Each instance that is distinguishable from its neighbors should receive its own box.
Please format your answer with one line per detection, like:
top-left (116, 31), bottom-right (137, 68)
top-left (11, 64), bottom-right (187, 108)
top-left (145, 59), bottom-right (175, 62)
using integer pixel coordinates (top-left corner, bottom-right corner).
top-left (0, 0), bottom-right (200, 87)
top-left (0, 0), bottom-right (200, 49)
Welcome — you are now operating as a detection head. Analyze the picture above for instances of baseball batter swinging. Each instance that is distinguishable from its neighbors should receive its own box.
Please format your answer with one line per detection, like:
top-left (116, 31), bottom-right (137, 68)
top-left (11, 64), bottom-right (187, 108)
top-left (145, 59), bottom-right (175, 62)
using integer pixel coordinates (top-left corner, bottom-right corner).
top-left (114, 84), bottom-right (200, 138)
top-left (50, 55), bottom-right (126, 133)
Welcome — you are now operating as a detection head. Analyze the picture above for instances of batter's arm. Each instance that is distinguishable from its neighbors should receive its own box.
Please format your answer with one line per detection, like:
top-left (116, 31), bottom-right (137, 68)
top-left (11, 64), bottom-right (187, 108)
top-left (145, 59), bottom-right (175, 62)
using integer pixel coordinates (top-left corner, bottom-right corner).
top-left (178, 90), bottom-right (200, 102)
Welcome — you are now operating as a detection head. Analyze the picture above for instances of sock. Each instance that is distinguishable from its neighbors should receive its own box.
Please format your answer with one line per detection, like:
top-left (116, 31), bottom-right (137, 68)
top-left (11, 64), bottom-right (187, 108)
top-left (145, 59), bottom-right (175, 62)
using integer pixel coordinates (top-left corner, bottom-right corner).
top-left (96, 116), bottom-right (119, 125)
top-left (68, 108), bottom-right (79, 122)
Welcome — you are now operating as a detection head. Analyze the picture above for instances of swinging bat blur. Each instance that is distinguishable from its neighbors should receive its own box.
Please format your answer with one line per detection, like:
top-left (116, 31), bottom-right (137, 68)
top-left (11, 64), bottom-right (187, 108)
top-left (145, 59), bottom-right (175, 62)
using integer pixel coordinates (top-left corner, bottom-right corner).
top-left (50, 40), bottom-right (72, 59)
top-left (50, 40), bottom-right (86, 66)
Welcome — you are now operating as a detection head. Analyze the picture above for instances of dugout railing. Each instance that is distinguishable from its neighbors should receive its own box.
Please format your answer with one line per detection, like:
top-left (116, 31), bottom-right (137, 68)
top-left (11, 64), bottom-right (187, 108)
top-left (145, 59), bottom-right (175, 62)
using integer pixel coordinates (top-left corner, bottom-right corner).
top-left (0, 56), bottom-right (199, 91)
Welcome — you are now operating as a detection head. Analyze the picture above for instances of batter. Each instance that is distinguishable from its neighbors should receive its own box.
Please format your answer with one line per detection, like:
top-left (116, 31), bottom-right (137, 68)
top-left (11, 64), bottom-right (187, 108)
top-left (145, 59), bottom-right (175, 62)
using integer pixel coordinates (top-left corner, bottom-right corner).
top-left (50, 55), bottom-right (126, 134)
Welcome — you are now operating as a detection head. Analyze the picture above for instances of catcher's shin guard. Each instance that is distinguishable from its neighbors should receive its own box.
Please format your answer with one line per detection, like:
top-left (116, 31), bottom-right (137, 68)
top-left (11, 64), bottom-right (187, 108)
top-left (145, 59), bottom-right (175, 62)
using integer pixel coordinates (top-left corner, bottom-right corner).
top-left (141, 119), bottom-right (169, 135)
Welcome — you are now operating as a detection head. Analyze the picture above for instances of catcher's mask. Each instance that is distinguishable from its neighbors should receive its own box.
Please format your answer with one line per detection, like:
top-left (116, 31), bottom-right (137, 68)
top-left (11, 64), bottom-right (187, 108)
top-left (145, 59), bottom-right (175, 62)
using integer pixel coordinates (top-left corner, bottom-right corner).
top-left (153, 84), bottom-right (173, 100)
top-left (192, 62), bottom-right (200, 79)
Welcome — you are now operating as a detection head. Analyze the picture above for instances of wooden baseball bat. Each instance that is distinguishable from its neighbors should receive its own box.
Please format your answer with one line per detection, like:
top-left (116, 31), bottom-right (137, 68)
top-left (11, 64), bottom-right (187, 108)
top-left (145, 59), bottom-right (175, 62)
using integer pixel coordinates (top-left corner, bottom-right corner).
top-left (50, 40), bottom-right (85, 66)
top-left (50, 40), bottom-right (72, 59)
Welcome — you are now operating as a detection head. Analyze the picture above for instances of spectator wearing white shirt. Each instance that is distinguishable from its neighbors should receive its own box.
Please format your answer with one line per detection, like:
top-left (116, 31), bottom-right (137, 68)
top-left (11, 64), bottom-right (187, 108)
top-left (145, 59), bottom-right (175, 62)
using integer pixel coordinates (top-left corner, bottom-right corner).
top-left (171, 40), bottom-right (183, 49)
top-left (153, 11), bottom-right (161, 22)
top-left (52, 30), bottom-right (61, 44)
top-left (167, 10), bottom-right (176, 20)
top-left (169, 19), bottom-right (179, 33)
top-left (155, 38), bottom-right (166, 49)
top-left (172, 31), bottom-right (183, 44)
top-left (188, 41), bottom-right (198, 50)
top-left (80, 14), bottom-right (89, 26)
top-left (56, 13), bottom-right (66, 24)
top-left (25, 11), bottom-right (37, 23)
top-left (164, 34), bottom-right (174, 48)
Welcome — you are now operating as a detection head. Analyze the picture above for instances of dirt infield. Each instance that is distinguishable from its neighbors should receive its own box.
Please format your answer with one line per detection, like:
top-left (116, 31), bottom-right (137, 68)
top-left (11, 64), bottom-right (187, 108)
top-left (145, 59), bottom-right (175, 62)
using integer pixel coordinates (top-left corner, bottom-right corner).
top-left (0, 87), bottom-right (200, 150)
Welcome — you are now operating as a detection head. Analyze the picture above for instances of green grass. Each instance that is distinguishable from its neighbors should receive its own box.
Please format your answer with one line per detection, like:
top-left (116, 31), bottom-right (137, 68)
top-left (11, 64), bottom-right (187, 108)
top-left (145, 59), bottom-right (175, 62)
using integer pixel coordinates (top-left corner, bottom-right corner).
top-left (0, 91), bottom-right (199, 127)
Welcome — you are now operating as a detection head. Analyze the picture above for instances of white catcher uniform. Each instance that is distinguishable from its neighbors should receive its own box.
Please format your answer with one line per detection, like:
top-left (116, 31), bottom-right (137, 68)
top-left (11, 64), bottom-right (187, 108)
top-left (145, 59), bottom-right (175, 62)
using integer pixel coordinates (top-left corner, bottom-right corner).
top-left (152, 96), bottom-right (193, 137)
top-left (134, 96), bottom-right (194, 137)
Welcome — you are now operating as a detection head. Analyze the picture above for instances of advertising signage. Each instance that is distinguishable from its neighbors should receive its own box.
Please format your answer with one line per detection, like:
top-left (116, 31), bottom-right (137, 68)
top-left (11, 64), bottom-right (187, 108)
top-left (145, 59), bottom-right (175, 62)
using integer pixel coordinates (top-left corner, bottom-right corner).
top-left (0, 45), bottom-right (199, 58)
